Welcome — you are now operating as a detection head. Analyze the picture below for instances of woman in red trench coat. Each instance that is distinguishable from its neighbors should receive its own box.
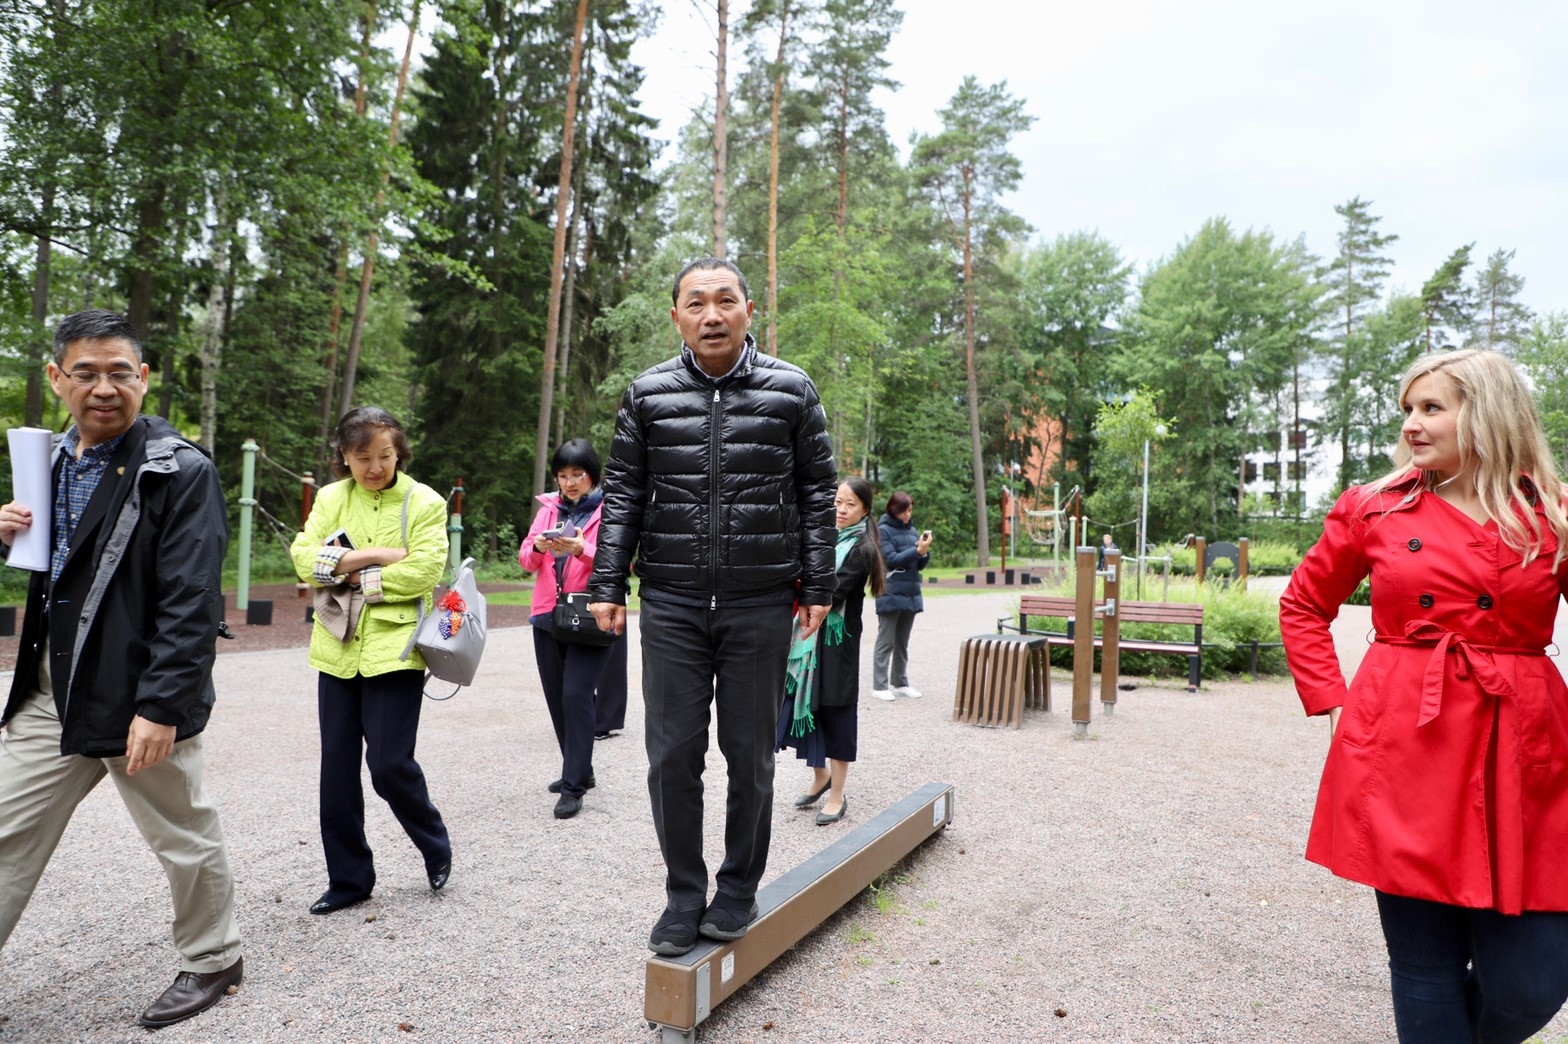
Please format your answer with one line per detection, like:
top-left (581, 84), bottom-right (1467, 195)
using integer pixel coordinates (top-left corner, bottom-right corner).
top-left (1280, 349), bottom-right (1568, 1043)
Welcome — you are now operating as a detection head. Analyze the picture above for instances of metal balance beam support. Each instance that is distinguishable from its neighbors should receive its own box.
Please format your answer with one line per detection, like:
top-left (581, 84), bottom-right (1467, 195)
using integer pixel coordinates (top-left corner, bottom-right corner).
top-left (644, 782), bottom-right (956, 1043)
top-left (1100, 549), bottom-right (1121, 718)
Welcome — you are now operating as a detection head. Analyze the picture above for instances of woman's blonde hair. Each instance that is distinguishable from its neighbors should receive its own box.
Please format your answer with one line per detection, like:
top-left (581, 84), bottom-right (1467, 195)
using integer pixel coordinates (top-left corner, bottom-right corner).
top-left (1362, 348), bottom-right (1568, 568)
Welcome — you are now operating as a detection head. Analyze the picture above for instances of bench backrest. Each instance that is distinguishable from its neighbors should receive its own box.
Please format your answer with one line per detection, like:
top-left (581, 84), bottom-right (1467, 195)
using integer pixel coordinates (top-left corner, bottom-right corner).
top-left (1118, 600), bottom-right (1203, 626)
top-left (1018, 595), bottom-right (1078, 619)
top-left (1018, 595), bottom-right (1203, 627)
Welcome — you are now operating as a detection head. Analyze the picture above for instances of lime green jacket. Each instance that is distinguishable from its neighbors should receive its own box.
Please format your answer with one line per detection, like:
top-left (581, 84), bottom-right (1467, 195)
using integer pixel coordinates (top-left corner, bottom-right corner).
top-left (291, 472), bottom-right (449, 679)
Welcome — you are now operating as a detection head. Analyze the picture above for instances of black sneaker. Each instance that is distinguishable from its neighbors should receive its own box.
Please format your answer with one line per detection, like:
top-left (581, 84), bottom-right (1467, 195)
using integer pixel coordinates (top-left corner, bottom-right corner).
top-left (649, 907), bottom-right (701, 956)
top-left (698, 892), bottom-right (759, 942)
top-left (553, 794), bottom-right (582, 819)
top-left (547, 774), bottom-right (596, 794)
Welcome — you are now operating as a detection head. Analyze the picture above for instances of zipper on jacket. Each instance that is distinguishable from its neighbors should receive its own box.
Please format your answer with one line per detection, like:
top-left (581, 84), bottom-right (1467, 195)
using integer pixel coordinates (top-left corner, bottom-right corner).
top-left (709, 386), bottom-right (722, 611)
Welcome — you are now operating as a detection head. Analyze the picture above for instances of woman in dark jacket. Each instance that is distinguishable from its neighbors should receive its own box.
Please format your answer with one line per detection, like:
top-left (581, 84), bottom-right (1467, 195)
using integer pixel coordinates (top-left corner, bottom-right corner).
top-left (778, 476), bottom-right (886, 825)
top-left (872, 491), bottom-right (932, 700)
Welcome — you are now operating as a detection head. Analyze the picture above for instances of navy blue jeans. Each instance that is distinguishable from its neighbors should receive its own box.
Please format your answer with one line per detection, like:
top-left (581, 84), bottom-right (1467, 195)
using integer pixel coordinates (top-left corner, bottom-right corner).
top-left (1376, 890), bottom-right (1568, 1043)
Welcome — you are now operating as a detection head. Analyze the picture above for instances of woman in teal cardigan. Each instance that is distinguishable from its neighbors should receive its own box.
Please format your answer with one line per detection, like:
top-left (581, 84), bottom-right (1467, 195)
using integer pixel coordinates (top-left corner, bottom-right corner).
top-left (290, 407), bottom-right (452, 915)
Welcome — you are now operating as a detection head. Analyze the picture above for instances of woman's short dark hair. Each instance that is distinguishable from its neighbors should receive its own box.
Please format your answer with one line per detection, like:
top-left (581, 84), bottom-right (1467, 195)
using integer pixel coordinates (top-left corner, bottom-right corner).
top-left (550, 438), bottom-right (602, 487)
top-left (885, 490), bottom-right (912, 518)
top-left (843, 476), bottom-right (887, 598)
top-left (330, 406), bottom-right (412, 479)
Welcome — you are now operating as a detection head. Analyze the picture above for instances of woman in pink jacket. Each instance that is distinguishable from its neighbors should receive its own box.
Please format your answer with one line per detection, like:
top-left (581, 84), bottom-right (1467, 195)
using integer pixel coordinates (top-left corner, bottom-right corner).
top-left (1280, 349), bottom-right (1568, 1042)
top-left (519, 439), bottom-right (618, 819)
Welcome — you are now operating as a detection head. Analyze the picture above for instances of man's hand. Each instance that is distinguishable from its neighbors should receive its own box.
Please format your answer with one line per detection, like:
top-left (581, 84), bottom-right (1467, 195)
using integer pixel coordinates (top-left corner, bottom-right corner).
top-left (125, 716), bottom-right (177, 775)
top-left (589, 602), bottom-right (626, 636)
top-left (797, 604), bottom-right (828, 639)
top-left (0, 501), bottom-right (34, 548)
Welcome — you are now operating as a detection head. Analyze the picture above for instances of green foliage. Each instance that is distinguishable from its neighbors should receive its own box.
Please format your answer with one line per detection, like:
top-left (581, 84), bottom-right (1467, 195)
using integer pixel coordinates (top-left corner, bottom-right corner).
top-left (1013, 231), bottom-right (1131, 495)
top-left (1119, 219), bottom-right (1319, 536)
top-left (1158, 540), bottom-right (1300, 576)
top-left (1317, 197), bottom-right (1399, 492)
top-left (1419, 243), bottom-right (1475, 352)
top-left (1469, 248), bottom-right (1533, 353)
top-left (1519, 311), bottom-right (1568, 469)
top-left (1083, 389), bottom-right (1172, 541)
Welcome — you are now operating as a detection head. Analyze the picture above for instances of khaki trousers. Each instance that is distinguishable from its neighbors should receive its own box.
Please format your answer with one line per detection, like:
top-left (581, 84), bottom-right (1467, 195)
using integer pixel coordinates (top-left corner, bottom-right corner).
top-left (0, 648), bottom-right (241, 971)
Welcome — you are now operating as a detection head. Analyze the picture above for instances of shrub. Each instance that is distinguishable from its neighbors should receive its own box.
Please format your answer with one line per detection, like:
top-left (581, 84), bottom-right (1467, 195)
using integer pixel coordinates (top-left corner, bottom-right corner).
top-left (1153, 539), bottom-right (1300, 577)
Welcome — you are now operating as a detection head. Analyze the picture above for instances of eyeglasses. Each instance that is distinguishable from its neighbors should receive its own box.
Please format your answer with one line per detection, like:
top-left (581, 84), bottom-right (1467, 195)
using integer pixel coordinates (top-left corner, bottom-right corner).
top-left (65, 369), bottom-right (141, 387)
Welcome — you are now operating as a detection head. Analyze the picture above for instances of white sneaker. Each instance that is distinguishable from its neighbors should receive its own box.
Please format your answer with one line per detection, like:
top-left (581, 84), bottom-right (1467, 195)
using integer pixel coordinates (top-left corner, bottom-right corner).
top-left (895, 686), bottom-right (923, 699)
top-left (871, 689), bottom-right (896, 701)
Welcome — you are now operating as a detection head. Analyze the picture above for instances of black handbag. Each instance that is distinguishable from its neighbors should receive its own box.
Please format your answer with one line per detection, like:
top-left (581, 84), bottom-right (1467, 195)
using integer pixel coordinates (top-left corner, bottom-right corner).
top-left (552, 590), bottom-right (618, 646)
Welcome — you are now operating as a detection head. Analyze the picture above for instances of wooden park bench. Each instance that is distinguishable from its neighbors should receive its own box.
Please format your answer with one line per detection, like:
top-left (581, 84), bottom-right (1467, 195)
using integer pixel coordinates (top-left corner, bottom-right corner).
top-left (998, 594), bottom-right (1205, 692)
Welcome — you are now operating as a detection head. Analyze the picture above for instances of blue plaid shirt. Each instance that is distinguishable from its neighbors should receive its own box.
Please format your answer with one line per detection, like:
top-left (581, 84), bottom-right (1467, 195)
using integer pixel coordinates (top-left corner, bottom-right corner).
top-left (50, 427), bottom-right (127, 583)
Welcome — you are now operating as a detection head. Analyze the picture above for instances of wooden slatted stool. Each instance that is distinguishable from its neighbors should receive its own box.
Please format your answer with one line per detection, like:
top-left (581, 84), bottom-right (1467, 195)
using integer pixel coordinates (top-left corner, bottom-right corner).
top-left (953, 634), bottom-right (1049, 728)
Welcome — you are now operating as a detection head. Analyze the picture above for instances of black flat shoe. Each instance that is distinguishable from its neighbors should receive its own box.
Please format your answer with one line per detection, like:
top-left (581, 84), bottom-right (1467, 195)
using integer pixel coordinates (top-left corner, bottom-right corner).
top-left (815, 797), bottom-right (847, 825)
top-left (428, 860), bottom-right (451, 892)
top-left (548, 774), bottom-right (596, 794)
top-left (309, 893), bottom-right (370, 915)
top-left (793, 779), bottom-right (832, 808)
top-left (554, 793), bottom-right (582, 819)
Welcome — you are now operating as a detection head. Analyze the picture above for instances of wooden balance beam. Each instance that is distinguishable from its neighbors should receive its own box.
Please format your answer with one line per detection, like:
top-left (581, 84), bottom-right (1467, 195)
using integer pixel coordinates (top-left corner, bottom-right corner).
top-left (644, 782), bottom-right (956, 1042)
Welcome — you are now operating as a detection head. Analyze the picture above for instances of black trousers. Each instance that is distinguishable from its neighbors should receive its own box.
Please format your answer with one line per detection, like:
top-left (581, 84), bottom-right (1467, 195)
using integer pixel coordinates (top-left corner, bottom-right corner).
top-left (595, 632), bottom-right (629, 734)
top-left (532, 627), bottom-right (612, 796)
top-left (317, 670), bottom-right (450, 903)
top-left (640, 598), bottom-right (794, 911)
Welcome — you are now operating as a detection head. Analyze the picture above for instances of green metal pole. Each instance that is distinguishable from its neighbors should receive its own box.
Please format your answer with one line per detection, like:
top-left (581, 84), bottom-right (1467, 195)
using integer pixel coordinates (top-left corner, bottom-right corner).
top-left (448, 477), bottom-right (465, 575)
top-left (238, 439), bottom-right (258, 611)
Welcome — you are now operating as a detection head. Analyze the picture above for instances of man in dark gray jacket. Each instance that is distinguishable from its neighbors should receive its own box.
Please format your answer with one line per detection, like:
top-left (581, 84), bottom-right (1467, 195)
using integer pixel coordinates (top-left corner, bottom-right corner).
top-left (590, 257), bottom-right (837, 956)
top-left (0, 310), bottom-right (242, 1028)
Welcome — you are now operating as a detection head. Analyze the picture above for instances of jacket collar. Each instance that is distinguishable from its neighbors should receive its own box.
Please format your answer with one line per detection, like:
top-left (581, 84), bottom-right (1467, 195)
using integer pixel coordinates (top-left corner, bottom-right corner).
top-left (679, 334), bottom-right (756, 386)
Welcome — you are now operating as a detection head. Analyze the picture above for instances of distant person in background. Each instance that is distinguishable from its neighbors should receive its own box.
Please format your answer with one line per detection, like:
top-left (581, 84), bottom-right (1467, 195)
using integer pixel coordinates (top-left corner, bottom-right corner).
top-left (871, 490), bottom-right (931, 701)
top-left (780, 476), bottom-right (886, 825)
top-left (1279, 348), bottom-right (1568, 1043)
top-left (1097, 532), bottom-right (1117, 568)
top-left (519, 438), bottom-right (620, 819)
top-left (292, 406), bottom-right (452, 915)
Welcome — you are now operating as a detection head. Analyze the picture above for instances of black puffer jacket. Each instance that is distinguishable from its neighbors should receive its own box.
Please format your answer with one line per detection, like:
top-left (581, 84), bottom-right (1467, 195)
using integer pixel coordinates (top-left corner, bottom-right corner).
top-left (589, 338), bottom-right (838, 607)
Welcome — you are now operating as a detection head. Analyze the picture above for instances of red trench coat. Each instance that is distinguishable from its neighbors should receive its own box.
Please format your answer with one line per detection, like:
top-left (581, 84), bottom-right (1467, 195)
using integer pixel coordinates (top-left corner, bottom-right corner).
top-left (1279, 474), bottom-right (1568, 914)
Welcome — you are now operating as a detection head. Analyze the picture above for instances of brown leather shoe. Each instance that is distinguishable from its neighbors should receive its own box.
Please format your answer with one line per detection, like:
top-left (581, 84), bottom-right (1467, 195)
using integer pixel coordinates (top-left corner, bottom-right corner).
top-left (138, 957), bottom-right (243, 1028)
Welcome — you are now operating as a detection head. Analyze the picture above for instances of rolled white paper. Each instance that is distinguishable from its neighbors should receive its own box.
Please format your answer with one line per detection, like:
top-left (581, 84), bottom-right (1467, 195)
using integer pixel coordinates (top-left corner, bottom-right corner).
top-left (6, 426), bottom-right (54, 572)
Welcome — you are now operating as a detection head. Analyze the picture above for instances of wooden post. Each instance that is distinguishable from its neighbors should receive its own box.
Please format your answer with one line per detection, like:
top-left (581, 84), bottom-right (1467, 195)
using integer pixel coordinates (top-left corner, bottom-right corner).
top-left (1100, 549), bottom-right (1120, 715)
top-left (299, 471), bottom-right (316, 599)
top-left (1072, 546), bottom-right (1095, 738)
top-left (1195, 536), bottom-right (1207, 585)
top-left (1238, 537), bottom-right (1249, 591)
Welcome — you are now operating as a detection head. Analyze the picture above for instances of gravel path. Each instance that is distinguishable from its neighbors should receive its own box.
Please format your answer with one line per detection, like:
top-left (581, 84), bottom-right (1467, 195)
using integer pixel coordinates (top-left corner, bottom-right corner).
top-left (2, 589), bottom-right (1566, 1042)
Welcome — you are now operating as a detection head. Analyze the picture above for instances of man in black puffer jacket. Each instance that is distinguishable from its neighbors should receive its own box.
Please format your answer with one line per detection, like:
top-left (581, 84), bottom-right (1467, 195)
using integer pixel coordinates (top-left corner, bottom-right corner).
top-left (589, 257), bottom-right (837, 957)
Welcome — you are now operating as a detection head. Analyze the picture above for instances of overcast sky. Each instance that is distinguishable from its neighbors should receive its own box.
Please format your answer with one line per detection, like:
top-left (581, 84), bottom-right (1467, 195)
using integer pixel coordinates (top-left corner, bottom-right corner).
top-left (630, 0), bottom-right (1567, 315)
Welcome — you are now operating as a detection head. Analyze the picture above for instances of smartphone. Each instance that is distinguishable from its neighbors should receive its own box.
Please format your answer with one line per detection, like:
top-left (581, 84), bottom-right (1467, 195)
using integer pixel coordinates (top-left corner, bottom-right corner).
top-left (542, 525), bottom-right (566, 539)
top-left (324, 529), bottom-right (355, 550)
top-left (921, 530), bottom-right (933, 541)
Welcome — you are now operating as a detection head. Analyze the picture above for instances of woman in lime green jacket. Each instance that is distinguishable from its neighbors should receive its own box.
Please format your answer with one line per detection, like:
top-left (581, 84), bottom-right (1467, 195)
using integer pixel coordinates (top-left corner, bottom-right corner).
top-left (290, 407), bottom-right (452, 915)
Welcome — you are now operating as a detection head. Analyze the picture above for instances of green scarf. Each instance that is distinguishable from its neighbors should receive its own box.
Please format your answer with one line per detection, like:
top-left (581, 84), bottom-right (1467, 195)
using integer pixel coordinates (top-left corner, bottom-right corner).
top-left (785, 520), bottom-right (865, 737)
